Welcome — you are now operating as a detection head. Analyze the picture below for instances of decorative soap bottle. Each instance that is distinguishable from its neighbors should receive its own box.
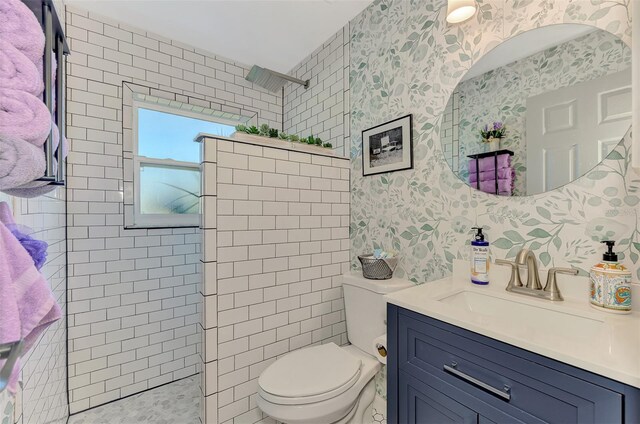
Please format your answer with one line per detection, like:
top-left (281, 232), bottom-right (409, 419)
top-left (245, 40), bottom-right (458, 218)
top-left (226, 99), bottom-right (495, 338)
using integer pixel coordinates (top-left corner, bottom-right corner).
top-left (470, 227), bottom-right (490, 285)
top-left (589, 241), bottom-right (632, 313)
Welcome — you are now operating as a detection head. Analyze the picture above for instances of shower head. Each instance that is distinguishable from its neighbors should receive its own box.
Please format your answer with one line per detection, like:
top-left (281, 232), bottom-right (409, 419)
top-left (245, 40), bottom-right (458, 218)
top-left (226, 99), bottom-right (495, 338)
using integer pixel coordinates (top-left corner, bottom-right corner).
top-left (245, 65), bottom-right (309, 93)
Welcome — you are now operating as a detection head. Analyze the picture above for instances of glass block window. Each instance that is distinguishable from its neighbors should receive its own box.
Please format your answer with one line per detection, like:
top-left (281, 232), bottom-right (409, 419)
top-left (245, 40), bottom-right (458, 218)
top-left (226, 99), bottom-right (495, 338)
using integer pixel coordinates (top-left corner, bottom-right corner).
top-left (133, 103), bottom-right (235, 227)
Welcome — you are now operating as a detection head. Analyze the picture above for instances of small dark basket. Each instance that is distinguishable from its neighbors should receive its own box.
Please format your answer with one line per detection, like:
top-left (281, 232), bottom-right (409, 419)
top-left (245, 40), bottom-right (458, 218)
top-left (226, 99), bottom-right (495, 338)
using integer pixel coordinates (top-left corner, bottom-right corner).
top-left (358, 254), bottom-right (398, 280)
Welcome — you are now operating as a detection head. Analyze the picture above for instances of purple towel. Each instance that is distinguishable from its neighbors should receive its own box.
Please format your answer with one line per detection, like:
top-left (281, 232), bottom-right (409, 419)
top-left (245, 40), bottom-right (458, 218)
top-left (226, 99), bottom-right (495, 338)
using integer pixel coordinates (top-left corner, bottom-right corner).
top-left (472, 179), bottom-right (513, 195)
top-left (2, 122), bottom-right (67, 198)
top-left (0, 89), bottom-right (51, 146)
top-left (48, 121), bottom-right (68, 161)
top-left (0, 133), bottom-right (46, 190)
top-left (468, 154), bottom-right (511, 173)
top-left (1, 184), bottom-right (58, 198)
top-left (469, 167), bottom-right (515, 183)
top-left (0, 203), bottom-right (48, 270)
top-left (0, 220), bottom-right (61, 394)
top-left (0, 40), bottom-right (43, 96)
top-left (0, 0), bottom-right (45, 65)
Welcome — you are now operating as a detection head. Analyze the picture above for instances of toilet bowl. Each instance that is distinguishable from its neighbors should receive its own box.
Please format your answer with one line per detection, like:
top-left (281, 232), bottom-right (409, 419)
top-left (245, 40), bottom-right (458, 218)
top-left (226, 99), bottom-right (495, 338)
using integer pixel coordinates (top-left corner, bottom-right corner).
top-left (256, 274), bottom-right (413, 424)
top-left (257, 344), bottom-right (380, 424)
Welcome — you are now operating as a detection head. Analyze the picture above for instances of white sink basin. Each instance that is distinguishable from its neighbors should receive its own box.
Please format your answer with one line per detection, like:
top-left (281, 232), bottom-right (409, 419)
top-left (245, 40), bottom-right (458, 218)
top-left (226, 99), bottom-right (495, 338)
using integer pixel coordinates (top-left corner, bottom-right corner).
top-left (437, 290), bottom-right (604, 342)
top-left (380, 259), bottom-right (640, 388)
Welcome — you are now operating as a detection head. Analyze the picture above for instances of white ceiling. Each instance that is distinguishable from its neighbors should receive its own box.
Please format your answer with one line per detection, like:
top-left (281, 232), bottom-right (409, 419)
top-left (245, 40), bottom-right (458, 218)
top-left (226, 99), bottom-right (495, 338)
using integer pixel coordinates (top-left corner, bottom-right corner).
top-left (462, 24), bottom-right (597, 81)
top-left (66, 0), bottom-right (371, 73)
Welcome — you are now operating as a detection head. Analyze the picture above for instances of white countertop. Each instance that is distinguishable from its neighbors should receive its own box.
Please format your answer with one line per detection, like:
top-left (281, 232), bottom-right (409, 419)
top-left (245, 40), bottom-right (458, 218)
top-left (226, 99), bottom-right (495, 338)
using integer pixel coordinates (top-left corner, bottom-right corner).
top-left (382, 260), bottom-right (640, 388)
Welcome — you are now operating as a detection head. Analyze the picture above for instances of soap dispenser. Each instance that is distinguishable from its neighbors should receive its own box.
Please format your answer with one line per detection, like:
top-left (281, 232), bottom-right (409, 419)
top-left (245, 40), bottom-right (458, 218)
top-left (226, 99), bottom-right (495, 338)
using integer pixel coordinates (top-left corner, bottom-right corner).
top-left (590, 241), bottom-right (632, 313)
top-left (470, 227), bottom-right (490, 285)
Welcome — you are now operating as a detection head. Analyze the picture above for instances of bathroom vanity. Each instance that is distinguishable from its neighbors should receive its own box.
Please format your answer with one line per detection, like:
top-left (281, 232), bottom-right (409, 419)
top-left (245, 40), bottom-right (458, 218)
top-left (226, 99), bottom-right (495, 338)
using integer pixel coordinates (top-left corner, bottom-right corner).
top-left (385, 262), bottom-right (640, 423)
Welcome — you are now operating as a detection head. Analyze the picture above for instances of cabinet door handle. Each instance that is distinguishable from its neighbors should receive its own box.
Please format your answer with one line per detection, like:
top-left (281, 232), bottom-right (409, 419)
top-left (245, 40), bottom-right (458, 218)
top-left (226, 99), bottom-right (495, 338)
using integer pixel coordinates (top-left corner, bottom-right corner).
top-left (444, 363), bottom-right (511, 401)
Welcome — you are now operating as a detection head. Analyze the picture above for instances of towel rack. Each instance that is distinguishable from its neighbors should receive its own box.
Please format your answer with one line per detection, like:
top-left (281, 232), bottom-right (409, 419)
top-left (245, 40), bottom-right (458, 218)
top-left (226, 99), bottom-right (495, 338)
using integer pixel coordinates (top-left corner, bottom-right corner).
top-left (23, 0), bottom-right (69, 186)
top-left (467, 149), bottom-right (514, 195)
top-left (0, 341), bottom-right (23, 394)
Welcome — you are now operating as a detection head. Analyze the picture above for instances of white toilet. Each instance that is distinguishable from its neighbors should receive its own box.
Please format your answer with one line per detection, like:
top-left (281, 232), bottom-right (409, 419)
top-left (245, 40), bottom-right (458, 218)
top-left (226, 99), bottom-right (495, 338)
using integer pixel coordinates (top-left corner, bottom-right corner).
top-left (256, 274), bottom-right (412, 424)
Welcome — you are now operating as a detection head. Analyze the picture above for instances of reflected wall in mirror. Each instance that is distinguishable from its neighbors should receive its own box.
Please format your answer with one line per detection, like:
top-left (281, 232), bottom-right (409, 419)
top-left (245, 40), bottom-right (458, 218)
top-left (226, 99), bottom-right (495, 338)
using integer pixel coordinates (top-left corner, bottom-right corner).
top-left (440, 24), bottom-right (632, 196)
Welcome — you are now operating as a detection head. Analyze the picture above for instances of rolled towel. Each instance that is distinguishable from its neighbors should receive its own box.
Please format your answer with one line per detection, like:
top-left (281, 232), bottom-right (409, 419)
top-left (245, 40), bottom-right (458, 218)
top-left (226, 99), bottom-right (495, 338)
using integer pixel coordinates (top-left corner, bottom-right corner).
top-left (468, 154), bottom-right (511, 173)
top-left (50, 122), bottom-right (68, 161)
top-left (2, 184), bottom-right (57, 198)
top-left (3, 166), bottom-right (58, 197)
top-left (1, 122), bottom-right (67, 198)
top-left (0, 40), bottom-right (44, 96)
top-left (475, 178), bottom-right (513, 195)
top-left (469, 167), bottom-right (515, 183)
top-left (0, 134), bottom-right (46, 190)
top-left (0, 0), bottom-right (45, 65)
top-left (0, 89), bottom-right (51, 146)
top-left (26, 121), bottom-right (66, 174)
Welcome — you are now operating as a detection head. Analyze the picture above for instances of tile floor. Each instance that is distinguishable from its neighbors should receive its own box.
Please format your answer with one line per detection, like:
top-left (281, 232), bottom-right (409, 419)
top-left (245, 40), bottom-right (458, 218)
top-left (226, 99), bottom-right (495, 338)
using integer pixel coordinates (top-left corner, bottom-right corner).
top-left (68, 376), bottom-right (199, 424)
top-left (66, 373), bottom-right (388, 424)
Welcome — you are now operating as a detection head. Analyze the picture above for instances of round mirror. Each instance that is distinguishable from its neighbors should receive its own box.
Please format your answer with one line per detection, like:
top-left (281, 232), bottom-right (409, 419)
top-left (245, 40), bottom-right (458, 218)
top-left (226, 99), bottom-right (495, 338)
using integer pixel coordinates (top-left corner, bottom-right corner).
top-left (440, 24), bottom-right (632, 196)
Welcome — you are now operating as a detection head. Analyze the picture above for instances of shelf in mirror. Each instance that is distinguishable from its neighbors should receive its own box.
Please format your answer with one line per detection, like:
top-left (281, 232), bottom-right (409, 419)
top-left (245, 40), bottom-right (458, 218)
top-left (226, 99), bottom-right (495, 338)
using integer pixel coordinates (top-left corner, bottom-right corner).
top-left (466, 149), bottom-right (514, 160)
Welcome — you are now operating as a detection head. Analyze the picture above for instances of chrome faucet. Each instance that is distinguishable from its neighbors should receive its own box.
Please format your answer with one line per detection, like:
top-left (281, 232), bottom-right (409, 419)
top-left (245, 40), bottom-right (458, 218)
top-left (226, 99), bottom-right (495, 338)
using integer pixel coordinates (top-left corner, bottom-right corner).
top-left (496, 249), bottom-right (578, 301)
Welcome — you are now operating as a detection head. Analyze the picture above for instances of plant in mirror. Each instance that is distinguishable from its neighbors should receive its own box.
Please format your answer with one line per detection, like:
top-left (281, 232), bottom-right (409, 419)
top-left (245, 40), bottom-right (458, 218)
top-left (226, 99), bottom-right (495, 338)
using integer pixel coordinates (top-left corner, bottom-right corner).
top-left (439, 24), bottom-right (632, 196)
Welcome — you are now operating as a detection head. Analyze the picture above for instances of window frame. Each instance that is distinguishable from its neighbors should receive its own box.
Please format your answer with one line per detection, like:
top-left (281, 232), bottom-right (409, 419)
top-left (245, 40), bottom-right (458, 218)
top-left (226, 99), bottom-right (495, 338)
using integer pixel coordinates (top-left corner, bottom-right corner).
top-left (131, 101), bottom-right (237, 228)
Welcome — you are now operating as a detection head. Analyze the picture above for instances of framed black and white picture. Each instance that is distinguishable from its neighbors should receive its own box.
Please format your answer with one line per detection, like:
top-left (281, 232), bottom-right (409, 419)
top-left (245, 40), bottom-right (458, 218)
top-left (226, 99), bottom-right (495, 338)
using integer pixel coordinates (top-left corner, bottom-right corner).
top-left (362, 114), bottom-right (413, 176)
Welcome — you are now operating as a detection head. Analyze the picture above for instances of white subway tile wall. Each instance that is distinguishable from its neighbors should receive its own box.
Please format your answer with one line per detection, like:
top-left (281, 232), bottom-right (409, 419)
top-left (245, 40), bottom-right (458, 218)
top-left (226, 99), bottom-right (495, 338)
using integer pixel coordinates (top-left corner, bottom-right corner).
top-left (284, 25), bottom-right (350, 157)
top-left (65, 6), bottom-right (283, 413)
top-left (0, 193), bottom-right (68, 424)
top-left (200, 137), bottom-right (350, 424)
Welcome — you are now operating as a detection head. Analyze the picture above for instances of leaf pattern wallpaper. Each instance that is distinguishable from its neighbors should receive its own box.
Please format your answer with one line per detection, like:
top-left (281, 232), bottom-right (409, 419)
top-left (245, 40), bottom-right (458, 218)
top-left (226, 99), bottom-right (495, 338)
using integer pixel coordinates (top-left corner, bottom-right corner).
top-left (349, 0), bottom-right (639, 282)
top-left (0, 391), bottom-right (12, 424)
top-left (449, 29), bottom-right (631, 195)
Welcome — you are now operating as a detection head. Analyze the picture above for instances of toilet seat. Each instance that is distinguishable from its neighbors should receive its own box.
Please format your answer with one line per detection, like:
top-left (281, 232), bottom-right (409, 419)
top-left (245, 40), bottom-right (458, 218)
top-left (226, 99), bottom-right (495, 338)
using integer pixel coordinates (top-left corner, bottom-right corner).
top-left (258, 343), bottom-right (362, 405)
top-left (256, 345), bottom-right (381, 424)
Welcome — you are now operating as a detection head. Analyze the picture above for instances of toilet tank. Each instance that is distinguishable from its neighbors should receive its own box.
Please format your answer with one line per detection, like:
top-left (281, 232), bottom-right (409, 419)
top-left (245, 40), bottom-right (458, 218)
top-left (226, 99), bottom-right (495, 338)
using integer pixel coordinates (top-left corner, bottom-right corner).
top-left (342, 273), bottom-right (413, 356)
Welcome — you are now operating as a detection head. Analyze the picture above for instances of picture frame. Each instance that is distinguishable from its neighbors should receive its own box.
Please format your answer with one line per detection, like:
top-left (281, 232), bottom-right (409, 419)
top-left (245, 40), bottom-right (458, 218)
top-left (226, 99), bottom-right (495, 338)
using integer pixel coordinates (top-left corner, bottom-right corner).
top-left (362, 114), bottom-right (413, 176)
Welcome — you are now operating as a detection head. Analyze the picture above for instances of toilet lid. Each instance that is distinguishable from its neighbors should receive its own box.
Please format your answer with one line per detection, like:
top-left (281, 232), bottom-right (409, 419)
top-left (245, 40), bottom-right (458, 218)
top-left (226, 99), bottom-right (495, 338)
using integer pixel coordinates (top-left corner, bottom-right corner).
top-left (259, 343), bottom-right (362, 398)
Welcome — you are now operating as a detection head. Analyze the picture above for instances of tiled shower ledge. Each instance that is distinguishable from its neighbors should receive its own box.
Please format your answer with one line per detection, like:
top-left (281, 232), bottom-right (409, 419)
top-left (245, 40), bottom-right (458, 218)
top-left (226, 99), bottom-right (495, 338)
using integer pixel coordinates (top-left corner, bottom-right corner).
top-left (195, 133), bottom-right (349, 160)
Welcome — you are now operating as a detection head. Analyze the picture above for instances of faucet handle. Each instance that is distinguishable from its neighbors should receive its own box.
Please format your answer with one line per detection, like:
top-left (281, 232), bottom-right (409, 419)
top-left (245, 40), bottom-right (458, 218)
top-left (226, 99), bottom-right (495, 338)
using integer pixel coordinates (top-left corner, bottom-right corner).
top-left (495, 259), bottom-right (523, 290)
top-left (495, 259), bottom-right (516, 267)
top-left (543, 267), bottom-right (578, 301)
top-left (548, 267), bottom-right (579, 275)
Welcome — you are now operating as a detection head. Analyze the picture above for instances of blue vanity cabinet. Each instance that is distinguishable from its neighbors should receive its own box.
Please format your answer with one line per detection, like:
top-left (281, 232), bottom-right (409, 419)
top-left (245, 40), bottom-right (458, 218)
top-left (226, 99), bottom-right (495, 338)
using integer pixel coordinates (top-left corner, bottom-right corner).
top-left (398, 369), bottom-right (534, 424)
top-left (399, 371), bottom-right (478, 423)
top-left (387, 304), bottom-right (640, 424)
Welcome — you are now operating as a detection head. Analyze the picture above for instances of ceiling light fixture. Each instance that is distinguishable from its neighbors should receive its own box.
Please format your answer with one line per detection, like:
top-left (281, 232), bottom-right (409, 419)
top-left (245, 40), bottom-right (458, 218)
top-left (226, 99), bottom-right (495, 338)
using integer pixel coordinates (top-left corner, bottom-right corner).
top-left (446, 0), bottom-right (477, 24)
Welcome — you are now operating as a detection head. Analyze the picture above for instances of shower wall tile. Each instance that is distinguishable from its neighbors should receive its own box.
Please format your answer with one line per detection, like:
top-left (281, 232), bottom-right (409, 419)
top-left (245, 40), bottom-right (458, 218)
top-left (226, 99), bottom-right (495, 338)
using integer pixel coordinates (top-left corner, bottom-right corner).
top-left (65, 5), bottom-right (283, 414)
top-left (200, 137), bottom-right (218, 424)
top-left (284, 25), bottom-right (350, 157)
top-left (200, 136), bottom-right (349, 424)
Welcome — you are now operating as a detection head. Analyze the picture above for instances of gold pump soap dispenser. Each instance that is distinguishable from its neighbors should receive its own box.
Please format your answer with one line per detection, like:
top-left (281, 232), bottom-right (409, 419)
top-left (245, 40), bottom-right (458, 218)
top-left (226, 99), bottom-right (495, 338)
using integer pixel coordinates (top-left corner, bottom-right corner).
top-left (589, 241), bottom-right (632, 313)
